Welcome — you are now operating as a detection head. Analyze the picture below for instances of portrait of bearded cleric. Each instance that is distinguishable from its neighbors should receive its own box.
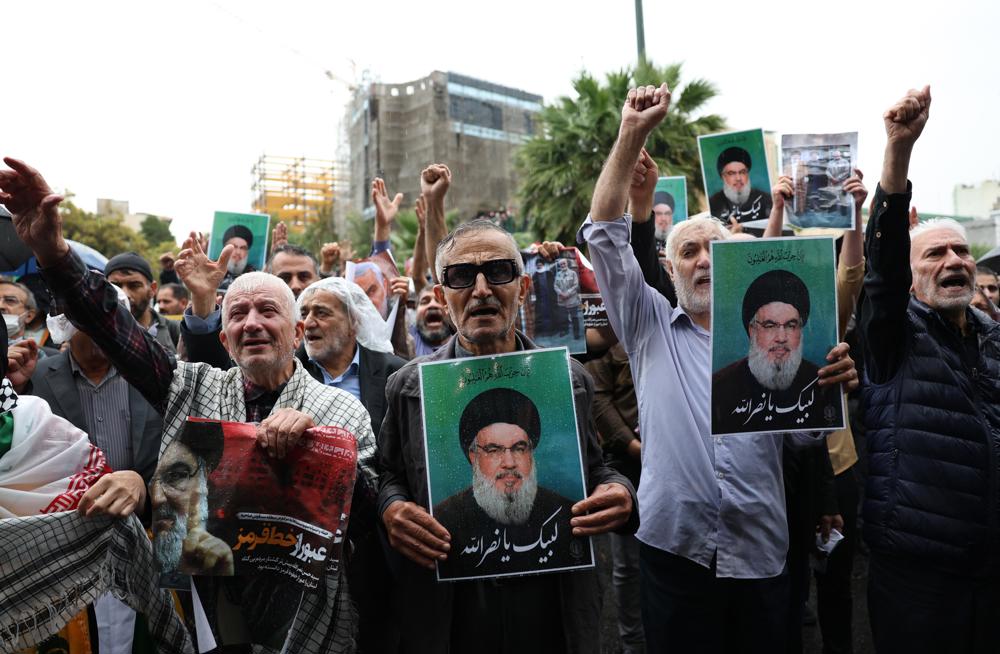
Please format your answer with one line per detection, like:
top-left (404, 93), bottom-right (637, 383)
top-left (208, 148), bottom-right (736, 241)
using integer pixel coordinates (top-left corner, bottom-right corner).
top-left (712, 269), bottom-right (843, 435)
top-left (432, 387), bottom-right (592, 580)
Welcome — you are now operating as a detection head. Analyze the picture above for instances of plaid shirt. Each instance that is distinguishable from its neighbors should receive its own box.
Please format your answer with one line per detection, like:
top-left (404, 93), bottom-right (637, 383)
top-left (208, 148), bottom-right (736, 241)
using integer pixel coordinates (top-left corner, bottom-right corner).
top-left (43, 250), bottom-right (373, 652)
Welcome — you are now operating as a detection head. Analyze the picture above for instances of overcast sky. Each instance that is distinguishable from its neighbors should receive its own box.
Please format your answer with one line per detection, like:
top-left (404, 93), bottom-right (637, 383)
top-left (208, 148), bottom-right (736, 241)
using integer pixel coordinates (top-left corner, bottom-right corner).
top-left (5, 0), bottom-right (996, 243)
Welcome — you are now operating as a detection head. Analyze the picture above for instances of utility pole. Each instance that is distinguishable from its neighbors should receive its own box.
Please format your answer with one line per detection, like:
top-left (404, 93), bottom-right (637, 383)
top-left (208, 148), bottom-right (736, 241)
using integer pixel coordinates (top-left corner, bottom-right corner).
top-left (635, 0), bottom-right (646, 64)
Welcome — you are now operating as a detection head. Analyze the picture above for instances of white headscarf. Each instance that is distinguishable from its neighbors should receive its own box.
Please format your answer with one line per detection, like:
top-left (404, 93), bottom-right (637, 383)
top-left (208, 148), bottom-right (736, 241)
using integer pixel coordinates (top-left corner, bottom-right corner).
top-left (296, 277), bottom-right (393, 354)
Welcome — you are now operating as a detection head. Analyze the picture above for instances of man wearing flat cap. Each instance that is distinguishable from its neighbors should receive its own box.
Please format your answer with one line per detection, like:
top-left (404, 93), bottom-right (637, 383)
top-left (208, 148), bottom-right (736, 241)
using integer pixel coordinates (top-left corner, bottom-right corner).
top-left (150, 419), bottom-right (233, 576)
top-left (105, 251), bottom-right (179, 352)
top-left (433, 386), bottom-right (584, 578)
top-left (712, 269), bottom-right (841, 433)
top-left (708, 146), bottom-right (772, 223)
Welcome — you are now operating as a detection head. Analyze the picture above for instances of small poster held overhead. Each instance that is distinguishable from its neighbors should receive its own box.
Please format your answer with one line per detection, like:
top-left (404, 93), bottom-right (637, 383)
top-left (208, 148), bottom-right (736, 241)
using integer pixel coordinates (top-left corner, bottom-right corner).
top-left (781, 132), bottom-right (859, 230)
top-left (710, 237), bottom-right (845, 436)
top-left (521, 248), bottom-right (587, 354)
top-left (420, 348), bottom-right (594, 581)
top-left (698, 129), bottom-right (772, 226)
top-left (209, 211), bottom-right (271, 274)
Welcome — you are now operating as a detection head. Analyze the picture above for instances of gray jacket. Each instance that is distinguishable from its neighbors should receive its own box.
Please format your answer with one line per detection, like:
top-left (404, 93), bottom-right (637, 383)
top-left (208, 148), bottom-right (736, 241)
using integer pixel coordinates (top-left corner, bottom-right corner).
top-left (376, 332), bottom-right (637, 654)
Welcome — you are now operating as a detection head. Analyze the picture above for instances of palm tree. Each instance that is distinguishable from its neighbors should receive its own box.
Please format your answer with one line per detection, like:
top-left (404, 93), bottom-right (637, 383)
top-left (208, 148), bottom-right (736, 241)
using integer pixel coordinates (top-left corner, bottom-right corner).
top-left (517, 61), bottom-right (725, 243)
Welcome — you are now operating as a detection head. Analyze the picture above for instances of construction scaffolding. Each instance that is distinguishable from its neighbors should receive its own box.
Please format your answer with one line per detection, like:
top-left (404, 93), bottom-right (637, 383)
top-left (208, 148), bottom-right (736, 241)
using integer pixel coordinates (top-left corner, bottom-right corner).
top-left (251, 155), bottom-right (349, 233)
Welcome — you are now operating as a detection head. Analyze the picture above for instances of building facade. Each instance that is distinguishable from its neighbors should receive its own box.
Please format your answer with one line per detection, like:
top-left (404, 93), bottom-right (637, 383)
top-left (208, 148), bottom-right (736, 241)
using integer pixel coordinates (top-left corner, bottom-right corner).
top-left (346, 71), bottom-right (542, 223)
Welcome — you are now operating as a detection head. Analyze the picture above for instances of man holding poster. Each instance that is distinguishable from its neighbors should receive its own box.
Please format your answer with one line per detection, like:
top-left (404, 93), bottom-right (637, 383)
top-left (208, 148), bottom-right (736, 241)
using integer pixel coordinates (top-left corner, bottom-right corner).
top-left (377, 219), bottom-right (636, 653)
top-left (580, 84), bottom-right (858, 652)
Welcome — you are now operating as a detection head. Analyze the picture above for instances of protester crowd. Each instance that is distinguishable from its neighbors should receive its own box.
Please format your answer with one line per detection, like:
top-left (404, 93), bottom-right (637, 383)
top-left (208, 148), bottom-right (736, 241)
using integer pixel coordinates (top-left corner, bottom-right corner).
top-left (0, 82), bottom-right (997, 654)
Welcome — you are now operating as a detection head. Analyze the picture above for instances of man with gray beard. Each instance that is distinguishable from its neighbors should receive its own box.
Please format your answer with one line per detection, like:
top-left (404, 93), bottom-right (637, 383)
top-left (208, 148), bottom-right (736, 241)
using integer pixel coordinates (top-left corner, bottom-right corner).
top-left (711, 269), bottom-right (841, 433)
top-left (432, 387), bottom-right (581, 578)
top-left (708, 146), bottom-right (772, 223)
top-left (150, 428), bottom-right (233, 575)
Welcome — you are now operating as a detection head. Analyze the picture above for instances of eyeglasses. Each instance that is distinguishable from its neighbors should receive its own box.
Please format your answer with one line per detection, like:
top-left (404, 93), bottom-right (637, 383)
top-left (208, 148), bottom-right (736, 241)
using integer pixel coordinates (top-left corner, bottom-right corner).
top-left (751, 319), bottom-right (802, 334)
top-left (470, 441), bottom-right (533, 459)
top-left (723, 169), bottom-right (749, 179)
top-left (0, 295), bottom-right (24, 307)
top-left (441, 259), bottom-right (518, 289)
top-left (151, 463), bottom-right (202, 493)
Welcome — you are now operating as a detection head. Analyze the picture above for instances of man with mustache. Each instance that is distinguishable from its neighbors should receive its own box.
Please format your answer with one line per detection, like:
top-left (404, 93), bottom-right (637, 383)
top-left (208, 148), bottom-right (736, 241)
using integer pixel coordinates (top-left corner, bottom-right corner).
top-left (580, 84), bottom-right (858, 652)
top-left (432, 387), bottom-right (582, 579)
top-left (712, 269), bottom-right (842, 434)
top-left (860, 86), bottom-right (1000, 653)
top-left (410, 285), bottom-right (454, 356)
top-left (150, 423), bottom-right (233, 576)
top-left (708, 146), bottom-right (772, 224)
top-left (0, 161), bottom-right (375, 652)
top-left (377, 218), bottom-right (636, 653)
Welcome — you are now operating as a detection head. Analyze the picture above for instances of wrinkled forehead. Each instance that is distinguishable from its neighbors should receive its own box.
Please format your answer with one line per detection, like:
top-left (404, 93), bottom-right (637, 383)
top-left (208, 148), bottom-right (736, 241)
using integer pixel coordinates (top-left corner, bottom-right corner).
top-left (672, 225), bottom-right (724, 257)
top-left (0, 283), bottom-right (25, 299)
top-left (910, 227), bottom-right (968, 258)
top-left (300, 288), bottom-right (347, 315)
top-left (445, 230), bottom-right (520, 266)
top-left (225, 286), bottom-right (291, 315)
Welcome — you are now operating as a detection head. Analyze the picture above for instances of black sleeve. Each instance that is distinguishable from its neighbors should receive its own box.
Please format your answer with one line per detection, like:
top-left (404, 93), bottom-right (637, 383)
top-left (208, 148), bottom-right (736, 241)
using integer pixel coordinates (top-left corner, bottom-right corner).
top-left (630, 216), bottom-right (677, 305)
top-left (861, 182), bottom-right (914, 384)
top-left (159, 269), bottom-right (180, 286)
top-left (180, 320), bottom-right (234, 370)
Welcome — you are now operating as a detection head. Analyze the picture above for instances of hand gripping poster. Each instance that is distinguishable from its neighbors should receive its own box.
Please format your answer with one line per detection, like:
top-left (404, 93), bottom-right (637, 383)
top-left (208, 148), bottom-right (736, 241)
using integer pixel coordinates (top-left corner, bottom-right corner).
top-left (420, 348), bottom-right (594, 581)
top-left (710, 237), bottom-right (845, 436)
top-left (150, 419), bottom-right (357, 591)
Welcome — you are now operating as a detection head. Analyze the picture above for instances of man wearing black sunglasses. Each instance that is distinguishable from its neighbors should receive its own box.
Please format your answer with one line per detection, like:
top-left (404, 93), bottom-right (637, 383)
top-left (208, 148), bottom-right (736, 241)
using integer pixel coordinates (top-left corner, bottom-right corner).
top-left (376, 219), bottom-right (637, 653)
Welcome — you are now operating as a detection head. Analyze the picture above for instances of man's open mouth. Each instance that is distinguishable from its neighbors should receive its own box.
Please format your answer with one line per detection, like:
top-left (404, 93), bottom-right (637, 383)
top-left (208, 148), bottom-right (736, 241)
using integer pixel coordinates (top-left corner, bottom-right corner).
top-left (469, 306), bottom-right (499, 318)
top-left (694, 275), bottom-right (711, 287)
top-left (423, 311), bottom-right (444, 326)
top-left (940, 274), bottom-right (969, 290)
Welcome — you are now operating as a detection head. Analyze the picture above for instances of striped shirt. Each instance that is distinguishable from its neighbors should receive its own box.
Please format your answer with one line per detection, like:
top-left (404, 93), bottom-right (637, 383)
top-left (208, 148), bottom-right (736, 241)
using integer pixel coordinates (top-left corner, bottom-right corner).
top-left (69, 356), bottom-right (133, 473)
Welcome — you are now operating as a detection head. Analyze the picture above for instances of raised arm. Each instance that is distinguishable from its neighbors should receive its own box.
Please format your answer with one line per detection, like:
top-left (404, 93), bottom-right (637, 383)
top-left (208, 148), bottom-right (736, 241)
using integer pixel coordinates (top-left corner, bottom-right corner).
top-left (371, 177), bottom-right (401, 248)
top-left (837, 170), bottom-right (868, 337)
top-left (764, 176), bottom-right (793, 238)
top-left (861, 86), bottom-right (931, 383)
top-left (590, 84), bottom-right (670, 222)
top-left (175, 231), bottom-right (235, 369)
top-left (421, 164), bottom-right (451, 283)
top-left (411, 194), bottom-right (429, 295)
top-left (1, 158), bottom-right (175, 413)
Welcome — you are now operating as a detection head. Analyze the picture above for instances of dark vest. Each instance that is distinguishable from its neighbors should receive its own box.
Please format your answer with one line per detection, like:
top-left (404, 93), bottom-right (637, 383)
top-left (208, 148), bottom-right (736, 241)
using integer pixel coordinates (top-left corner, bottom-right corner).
top-left (862, 299), bottom-right (1000, 574)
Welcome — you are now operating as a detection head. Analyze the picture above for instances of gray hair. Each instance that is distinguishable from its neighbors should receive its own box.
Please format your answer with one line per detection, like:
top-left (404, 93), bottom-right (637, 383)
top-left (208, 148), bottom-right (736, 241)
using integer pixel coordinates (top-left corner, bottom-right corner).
top-left (220, 271), bottom-right (296, 328)
top-left (0, 280), bottom-right (37, 314)
top-left (296, 276), bottom-right (393, 353)
top-left (910, 217), bottom-right (967, 243)
top-left (664, 216), bottom-right (729, 269)
top-left (434, 219), bottom-right (525, 281)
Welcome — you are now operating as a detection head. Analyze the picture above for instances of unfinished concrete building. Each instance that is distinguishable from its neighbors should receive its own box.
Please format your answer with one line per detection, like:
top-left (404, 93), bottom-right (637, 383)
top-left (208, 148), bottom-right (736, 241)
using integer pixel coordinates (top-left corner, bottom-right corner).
top-left (346, 71), bottom-right (542, 221)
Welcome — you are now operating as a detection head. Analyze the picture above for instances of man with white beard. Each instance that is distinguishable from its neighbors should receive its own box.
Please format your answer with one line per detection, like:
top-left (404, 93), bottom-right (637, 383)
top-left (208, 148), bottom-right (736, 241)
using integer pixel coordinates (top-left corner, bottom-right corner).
top-left (150, 425), bottom-right (233, 575)
top-left (711, 269), bottom-right (842, 433)
top-left (708, 146), bottom-right (772, 223)
top-left (377, 218), bottom-right (636, 653)
top-left (432, 387), bottom-right (581, 578)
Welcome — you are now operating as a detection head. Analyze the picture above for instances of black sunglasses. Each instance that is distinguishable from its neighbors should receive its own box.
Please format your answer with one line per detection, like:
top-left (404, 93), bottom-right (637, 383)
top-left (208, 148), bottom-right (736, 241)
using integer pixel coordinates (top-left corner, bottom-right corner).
top-left (441, 259), bottom-right (519, 289)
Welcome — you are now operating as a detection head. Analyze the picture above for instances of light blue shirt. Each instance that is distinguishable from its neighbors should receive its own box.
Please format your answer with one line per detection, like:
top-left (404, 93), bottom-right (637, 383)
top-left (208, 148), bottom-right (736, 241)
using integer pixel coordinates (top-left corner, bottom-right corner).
top-left (311, 346), bottom-right (361, 401)
top-left (580, 214), bottom-right (813, 579)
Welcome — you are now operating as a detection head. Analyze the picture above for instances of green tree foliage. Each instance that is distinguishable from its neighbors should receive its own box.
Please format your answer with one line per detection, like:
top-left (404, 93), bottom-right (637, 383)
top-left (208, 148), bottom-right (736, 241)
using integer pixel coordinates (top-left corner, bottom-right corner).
top-left (140, 214), bottom-right (174, 245)
top-left (517, 60), bottom-right (726, 243)
top-left (58, 199), bottom-right (178, 277)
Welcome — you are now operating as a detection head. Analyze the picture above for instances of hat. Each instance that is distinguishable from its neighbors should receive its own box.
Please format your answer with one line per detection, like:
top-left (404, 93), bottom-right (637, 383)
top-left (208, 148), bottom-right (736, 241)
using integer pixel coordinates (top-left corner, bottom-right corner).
top-left (222, 224), bottom-right (254, 248)
top-left (177, 420), bottom-right (225, 472)
top-left (741, 269), bottom-right (810, 332)
top-left (716, 147), bottom-right (752, 176)
top-left (104, 252), bottom-right (153, 282)
top-left (459, 387), bottom-right (541, 461)
top-left (653, 191), bottom-right (675, 210)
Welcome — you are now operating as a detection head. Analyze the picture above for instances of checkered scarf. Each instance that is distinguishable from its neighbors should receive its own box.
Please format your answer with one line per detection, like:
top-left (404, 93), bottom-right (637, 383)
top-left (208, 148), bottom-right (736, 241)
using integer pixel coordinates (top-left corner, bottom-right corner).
top-left (0, 512), bottom-right (194, 653)
top-left (162, 359), bottom-right (374, 653)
